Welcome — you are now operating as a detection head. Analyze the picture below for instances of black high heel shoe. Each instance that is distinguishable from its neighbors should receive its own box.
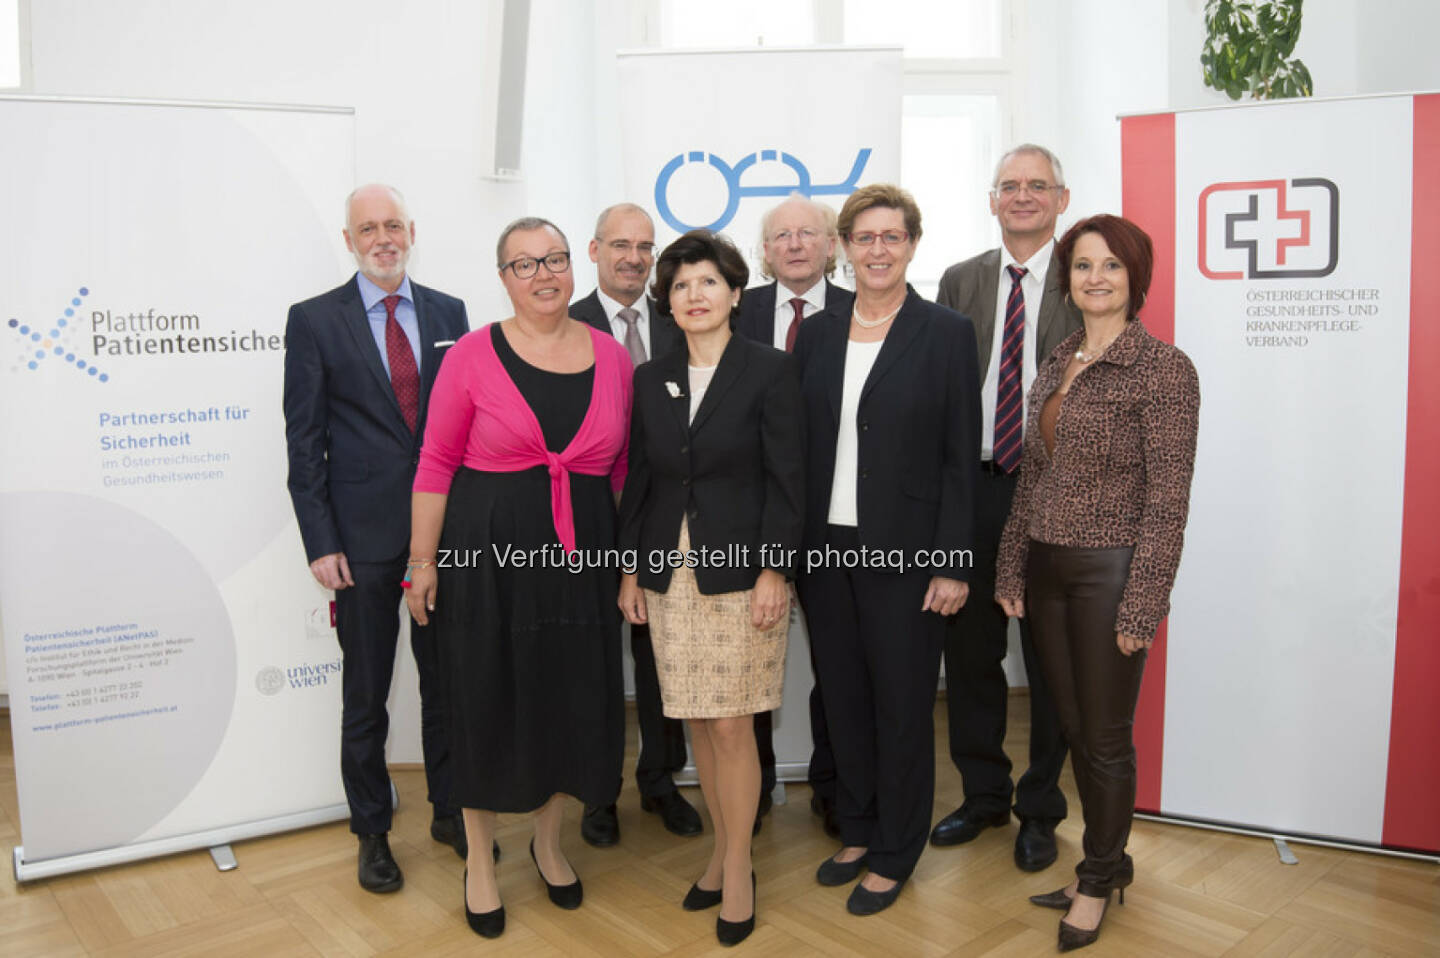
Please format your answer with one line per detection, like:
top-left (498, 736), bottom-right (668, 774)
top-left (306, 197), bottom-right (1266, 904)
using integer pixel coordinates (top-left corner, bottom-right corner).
top-left (1031, 859), bottom-right (1134, 911)
top-left (463, 869), bottom-right (505, 938)
top-left (683, 879), bottom-right (723, 911)
top-left (530, 839), bottom-right (583, 909)
top-left (716, 872), bottom-right (756, 946)
top-left (1057, 888), bottom-right (1124, 952)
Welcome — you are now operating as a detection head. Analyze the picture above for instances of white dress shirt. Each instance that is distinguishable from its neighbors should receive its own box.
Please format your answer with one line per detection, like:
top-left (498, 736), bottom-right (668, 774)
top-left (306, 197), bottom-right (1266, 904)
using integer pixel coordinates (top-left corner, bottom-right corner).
top-left (597, 288), bottom-right (652, 356)
top-left (980, 238), bottom-right (1054, 460)
top-left (770, 279), bottom-right (827, 352)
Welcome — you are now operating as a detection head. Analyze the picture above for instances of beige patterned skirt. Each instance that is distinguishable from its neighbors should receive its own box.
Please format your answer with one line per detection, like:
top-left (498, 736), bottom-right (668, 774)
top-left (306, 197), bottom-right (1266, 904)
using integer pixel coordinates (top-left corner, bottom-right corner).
top-left (644, 520), bottom-right (788, 719)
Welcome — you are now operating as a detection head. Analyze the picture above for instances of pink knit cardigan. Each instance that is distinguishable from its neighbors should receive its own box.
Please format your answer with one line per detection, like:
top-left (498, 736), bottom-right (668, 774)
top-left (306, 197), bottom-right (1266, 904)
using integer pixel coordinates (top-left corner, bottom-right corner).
top-left (414, 323), bottom-right (632, 552)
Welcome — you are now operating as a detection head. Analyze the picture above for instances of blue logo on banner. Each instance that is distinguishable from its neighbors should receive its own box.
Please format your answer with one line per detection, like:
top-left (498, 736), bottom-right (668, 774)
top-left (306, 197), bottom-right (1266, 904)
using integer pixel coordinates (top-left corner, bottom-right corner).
top-left (654, 148), bottom-right (873, 233)
top-left (7, 285), bottom-right (110, 382)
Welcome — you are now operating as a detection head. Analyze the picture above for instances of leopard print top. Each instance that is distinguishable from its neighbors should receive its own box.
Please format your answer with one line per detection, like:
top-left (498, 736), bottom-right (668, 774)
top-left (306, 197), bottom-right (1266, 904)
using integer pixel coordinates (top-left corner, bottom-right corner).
top-left (995, 320), bottom-right (1199, 638)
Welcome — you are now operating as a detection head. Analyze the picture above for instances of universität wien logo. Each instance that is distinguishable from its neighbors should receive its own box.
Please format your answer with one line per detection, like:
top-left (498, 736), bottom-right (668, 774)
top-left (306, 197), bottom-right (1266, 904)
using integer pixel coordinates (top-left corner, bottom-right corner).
top-left (6, 285), bottom-right (111, 382)
top-left (1198, 178), bottom-right (1339, 280)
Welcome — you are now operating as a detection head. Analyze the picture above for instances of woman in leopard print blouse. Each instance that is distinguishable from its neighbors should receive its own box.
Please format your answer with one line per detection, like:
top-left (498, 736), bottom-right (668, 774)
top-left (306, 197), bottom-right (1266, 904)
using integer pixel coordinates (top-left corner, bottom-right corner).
top-left (995, 214), bottom-right (1199, 953)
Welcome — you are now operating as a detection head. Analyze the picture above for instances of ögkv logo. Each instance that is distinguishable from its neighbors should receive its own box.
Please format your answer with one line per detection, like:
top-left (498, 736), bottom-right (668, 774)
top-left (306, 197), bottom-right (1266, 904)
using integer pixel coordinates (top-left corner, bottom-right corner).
top-left (654, 148), bottom-right (872, 233)
top-left (1198, 178), bottom-right (1339, 280)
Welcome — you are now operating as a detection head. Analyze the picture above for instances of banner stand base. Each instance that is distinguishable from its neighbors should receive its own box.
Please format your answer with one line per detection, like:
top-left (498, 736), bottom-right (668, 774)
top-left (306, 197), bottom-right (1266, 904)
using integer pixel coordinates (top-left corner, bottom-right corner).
top-left (1134, 812), bottom-right (1440, 863)
top-left (209, 844), bottom-right (238, 872)
top-left (13, 799), bottom-right (350, 883)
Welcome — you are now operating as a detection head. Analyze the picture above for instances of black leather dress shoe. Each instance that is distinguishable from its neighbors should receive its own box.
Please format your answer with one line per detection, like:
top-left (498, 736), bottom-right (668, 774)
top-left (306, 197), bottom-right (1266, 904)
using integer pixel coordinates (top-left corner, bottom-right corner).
top-left (357, 833), bottom-right (403, 893)
top-left (929, 805), bottom-right (1010, 847)
top-left (815, 853), bottom-right (867, 886)
top-left (752, 790), bottom-right (773, 836)
top-left (430, 815), bottom-right (501, 862)
top-left (846, 878), bottom-right (905, 916)
top-left (581, 803), bottom-right (620, 847)
top-left (640, 791), bottom-right (703, 837)
top-left (1014, 818), bottom-right (1059, 871)
top-left (430, 815), bottom-right (467, 859)
top-left (682, 881), bottom-right (723, 911)
top-left (810, 793), bottom-right (841, 840)
top-left (716, 873), bottom-right (757, 946)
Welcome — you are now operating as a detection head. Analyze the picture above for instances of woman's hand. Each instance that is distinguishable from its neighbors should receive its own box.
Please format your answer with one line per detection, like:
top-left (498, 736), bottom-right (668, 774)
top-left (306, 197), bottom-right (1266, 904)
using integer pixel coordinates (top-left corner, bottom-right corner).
top-left (750, 569), bottom-right (789, 630)
top-left (923, 576), bottom-right (970, 616)
top-left (998, 595), bottom-right (1026, 619)
top-left (406, 565), bottom-right (438, 626)
top-left (1117, 632), bottom-right (1151, 656)
top-left (618, 572), bottom-right (648, 625)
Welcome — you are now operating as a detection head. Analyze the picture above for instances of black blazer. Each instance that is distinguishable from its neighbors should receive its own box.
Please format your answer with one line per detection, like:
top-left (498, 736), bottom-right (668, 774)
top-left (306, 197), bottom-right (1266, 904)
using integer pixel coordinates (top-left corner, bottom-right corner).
top-left (283, 274), bottom-right (469, 563)
top-left (792, 286), bottom-right (980, 580)
top-left (734, 278), bottom-right (854, 346)
top-left (618, 334), bottom-right (804, 594)
top-left (570, 289), bottom-right (684, 363)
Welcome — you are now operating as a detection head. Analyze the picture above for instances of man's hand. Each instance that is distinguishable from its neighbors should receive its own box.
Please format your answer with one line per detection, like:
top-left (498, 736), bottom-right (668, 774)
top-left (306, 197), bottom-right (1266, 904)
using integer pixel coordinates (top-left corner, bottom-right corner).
top-left (309, 552), bottom-right (354, 590)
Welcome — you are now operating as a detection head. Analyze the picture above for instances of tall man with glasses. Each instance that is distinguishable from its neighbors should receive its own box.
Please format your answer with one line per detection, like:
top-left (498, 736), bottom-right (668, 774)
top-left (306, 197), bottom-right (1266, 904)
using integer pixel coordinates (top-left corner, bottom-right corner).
top-left (283, 184), bottom-right (471, 893)
top-left (930, 145), bottom-right (1081, 871)
top-left (570, 203), bottom-right (703, 844)
top-left (735, 194), bottom-right (854, 838)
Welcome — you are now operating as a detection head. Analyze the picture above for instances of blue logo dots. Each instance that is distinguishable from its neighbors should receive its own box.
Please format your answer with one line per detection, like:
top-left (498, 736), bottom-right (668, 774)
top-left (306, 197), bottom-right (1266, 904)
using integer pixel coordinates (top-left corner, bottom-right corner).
top-left (11, 285), bottom-right (106, 382)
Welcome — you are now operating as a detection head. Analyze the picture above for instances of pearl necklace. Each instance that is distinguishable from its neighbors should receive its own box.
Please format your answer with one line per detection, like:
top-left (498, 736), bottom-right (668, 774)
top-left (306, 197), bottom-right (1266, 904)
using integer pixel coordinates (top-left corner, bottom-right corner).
top-left (853, 304), bottom-right (901, 329)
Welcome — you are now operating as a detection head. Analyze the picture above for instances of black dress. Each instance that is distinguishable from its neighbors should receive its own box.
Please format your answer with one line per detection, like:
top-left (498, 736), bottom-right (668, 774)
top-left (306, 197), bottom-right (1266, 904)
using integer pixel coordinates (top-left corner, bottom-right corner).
top-left (436, 324), bottom-right (624, 812)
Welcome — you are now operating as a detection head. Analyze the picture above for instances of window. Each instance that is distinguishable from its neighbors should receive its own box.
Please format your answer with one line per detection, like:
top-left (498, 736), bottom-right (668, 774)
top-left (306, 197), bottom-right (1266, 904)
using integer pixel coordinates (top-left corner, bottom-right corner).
top-left (644, 0), bottom-right (1014, 297)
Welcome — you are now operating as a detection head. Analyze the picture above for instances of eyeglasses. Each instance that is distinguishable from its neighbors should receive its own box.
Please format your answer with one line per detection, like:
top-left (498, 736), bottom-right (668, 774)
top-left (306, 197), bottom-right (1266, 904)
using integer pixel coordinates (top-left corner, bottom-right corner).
top-left (847, 230), bottom-right (910, 247)
top-left (769, 227), bottom-right (823, 245)
top-left (502, 251), bottom-right (571, 278)
top-left (603, 240), bottom-right (655, 257)
top-left (992, 180), bottom-right (1064, 198)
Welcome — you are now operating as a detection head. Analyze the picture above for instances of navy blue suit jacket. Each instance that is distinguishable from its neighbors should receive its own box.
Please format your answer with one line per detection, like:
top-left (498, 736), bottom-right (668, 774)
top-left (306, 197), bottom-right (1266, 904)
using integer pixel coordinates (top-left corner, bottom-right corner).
top-left (283, 273), bottom-right (469, 564)
top-left (792, 286), bottom-right (980, 580)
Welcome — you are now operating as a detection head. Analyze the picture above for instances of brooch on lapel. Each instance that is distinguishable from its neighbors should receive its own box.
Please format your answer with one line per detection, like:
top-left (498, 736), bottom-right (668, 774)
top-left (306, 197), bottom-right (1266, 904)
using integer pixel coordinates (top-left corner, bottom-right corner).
top-left (665, 381), bottom-right (682, 399)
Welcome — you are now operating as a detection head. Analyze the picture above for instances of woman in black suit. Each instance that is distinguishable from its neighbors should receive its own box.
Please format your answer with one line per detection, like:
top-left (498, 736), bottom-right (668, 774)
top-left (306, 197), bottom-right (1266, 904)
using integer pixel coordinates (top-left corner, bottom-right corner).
top-left (793, 184), bottom-right (980, 915)
top-left (617, 229), bottom-right (803, 946)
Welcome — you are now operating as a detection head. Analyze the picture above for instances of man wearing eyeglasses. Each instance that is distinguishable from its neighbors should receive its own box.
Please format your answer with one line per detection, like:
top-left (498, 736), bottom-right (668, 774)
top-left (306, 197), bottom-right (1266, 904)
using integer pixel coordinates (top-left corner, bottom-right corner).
top-left (570, 202), bottom-right (703, 845)
top-left (930, 145), bottom-right (1081, 872)
top-left (734, 194), bottom-right (854, 839)
top-left (283, 184), bottom-right (471, 893)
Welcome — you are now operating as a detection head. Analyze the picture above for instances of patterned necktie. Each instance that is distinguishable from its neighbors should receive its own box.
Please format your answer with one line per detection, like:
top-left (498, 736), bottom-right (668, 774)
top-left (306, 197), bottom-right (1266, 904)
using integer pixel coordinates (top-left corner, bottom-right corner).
top-left (619, 307), bottom-right (647, 368)
top-left (784, 297), bottom-right (806, 353)
top-left (993, 265), bottom-right (1027, 473)
top-left (383, 294), bottom-right (420, 432)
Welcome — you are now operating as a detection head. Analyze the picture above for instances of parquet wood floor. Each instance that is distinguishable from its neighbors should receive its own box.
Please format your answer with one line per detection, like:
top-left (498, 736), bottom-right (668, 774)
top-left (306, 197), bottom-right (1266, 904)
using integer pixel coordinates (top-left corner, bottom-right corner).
top-left (2, 697), bottom-right (1436, 956)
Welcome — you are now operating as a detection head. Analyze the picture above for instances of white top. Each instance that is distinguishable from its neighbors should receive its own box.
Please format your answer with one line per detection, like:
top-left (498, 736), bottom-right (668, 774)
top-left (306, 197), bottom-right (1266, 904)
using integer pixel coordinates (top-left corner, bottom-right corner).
top-left (980, 238), bottom-right (1052, 460)
top-left (597, 288), bottom-right (652, 356)
top-left (770, 279), bottom-right (826, 351)
top-left (688, 363), bottom-right (717, 424)
top-left (828, 338), bottom-right (885, 527)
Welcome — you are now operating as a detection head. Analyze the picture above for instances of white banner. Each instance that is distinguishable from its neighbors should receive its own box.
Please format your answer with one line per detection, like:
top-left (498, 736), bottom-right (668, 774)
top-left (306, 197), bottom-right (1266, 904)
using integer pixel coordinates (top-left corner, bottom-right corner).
top-left (1164, 98), bottom-right (1412, 842)
top-left (0, 96), bottom-right (354, 872)
top-left (617, 48), bottom-right (902, 777)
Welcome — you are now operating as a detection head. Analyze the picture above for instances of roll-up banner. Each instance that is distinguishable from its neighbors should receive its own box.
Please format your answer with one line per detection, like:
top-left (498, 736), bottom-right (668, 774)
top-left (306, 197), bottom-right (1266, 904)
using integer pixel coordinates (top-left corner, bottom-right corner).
top-left (1122, 92), bottom-right (1440, 855)
top-left (0, 96), bottom-right (357, 879)
top-left (616, 47), bottom-right (902, 779)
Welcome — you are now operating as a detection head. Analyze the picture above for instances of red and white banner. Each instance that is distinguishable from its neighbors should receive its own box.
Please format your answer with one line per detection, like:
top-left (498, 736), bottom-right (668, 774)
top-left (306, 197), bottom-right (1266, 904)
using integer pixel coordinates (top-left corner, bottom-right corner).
top-left (1122, 93), bottom-right (1440, 854)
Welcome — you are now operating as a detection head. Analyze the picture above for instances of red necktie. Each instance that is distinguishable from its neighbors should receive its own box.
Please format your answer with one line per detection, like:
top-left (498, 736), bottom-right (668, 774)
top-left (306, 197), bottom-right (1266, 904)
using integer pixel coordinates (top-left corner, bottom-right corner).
top-left (993, 265), bottom-right (1026, 473)
top-left (383, 294), bottom-right (420, 432)
top-left (784, 297), bottom-right (806, 353)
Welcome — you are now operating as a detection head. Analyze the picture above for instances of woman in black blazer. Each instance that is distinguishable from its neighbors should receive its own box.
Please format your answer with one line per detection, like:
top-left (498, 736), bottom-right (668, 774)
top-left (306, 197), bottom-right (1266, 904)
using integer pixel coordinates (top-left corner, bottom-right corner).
top-left (617, 230), bottom-right (803, 946)
top-left (793, 185), bottom-right (981, 915)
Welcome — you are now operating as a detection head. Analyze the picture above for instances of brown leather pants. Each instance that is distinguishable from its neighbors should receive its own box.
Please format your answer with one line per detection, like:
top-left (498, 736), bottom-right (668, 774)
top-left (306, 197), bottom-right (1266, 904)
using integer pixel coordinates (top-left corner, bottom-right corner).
top-left (1026, 541), bottom-right (1144, 896)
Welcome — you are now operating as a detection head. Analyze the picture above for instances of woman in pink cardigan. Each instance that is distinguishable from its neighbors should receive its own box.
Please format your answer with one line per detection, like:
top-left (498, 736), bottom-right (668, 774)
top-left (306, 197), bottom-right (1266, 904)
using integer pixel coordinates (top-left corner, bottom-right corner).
top-left (406, 217), bottom-right (632, 939)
